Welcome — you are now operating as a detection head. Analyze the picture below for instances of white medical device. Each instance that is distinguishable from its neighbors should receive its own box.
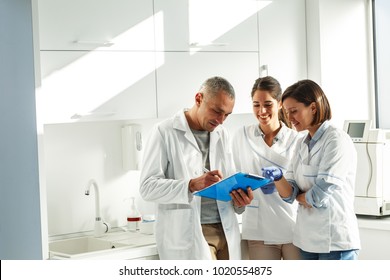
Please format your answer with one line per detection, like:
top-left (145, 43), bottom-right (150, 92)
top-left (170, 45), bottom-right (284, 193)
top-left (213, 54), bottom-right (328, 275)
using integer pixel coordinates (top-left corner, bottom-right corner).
top-left (344, 120), bottom-right (390, 216)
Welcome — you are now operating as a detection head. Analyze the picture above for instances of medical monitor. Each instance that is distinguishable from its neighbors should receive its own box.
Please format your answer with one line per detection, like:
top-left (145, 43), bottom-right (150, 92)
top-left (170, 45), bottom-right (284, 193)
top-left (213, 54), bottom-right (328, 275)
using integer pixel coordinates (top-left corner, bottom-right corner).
top-left (344, 120), bottom-right (371, 142)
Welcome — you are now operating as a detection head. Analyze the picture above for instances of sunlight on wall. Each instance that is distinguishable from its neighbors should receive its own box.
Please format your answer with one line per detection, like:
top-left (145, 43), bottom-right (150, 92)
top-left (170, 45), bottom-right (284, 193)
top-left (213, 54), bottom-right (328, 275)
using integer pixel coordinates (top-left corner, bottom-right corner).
top-left (36, 1), bottom-right (271, 125)
top-left (36, 12), bottom-right (164, 125)
top-left (153, 11), bottom-right (165, 70)
top-left (188, 0), bottom-right (271, 54)
top-left (316, 0), bottom-right (372, 128)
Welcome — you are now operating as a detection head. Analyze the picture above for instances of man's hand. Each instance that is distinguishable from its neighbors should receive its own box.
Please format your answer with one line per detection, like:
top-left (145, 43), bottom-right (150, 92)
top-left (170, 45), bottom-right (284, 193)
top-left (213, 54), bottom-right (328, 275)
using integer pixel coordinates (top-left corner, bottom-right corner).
top-left (230, 187), bottom-right (254, 207)
top-left (189, 169), bottom-right (223, 193)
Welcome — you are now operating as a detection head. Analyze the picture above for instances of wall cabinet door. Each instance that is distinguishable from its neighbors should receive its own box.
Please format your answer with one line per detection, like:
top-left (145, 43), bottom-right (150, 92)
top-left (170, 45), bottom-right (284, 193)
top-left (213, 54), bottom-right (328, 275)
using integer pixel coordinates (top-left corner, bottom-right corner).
top-left (257, 0), bottom-right (307, 89)
top-left (38, 0), bottom-right (155, 51)
top-left (153, 0), bottom-right (262, 52)
top-left (156, 52), bottom-right (259, 118)
top-left (36, 51), bottom-right (157, 124)
top-left (154, 0), bottom-right (307, 118)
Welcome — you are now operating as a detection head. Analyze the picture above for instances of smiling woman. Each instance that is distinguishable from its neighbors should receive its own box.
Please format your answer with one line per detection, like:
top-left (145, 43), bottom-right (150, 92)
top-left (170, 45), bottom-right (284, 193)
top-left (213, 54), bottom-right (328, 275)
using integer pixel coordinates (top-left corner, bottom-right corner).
top-left (231, 76), bottom-right (302, 260)
top-left (265, 79), bottom-right (362, 260)
top-left (282, 80), bottom-right (332, 136)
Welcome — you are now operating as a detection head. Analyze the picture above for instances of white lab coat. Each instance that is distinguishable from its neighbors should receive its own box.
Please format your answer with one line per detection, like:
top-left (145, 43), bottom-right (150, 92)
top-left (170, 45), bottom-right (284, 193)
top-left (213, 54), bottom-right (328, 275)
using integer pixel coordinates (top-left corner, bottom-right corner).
top-left (232, 123), bottom-right (302, 243)
top-left (139, 109), bottom-right (241, 260)
top-left (285, 121), bottom-right (361, 253)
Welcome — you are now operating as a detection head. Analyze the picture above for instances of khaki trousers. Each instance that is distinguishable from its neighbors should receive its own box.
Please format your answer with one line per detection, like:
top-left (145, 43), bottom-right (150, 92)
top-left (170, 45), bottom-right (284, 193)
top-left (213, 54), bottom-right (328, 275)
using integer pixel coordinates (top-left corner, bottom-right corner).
top-left (247, 240), bottom-right (301, 260)
top-left (201, 223), bottom-right (229, 260)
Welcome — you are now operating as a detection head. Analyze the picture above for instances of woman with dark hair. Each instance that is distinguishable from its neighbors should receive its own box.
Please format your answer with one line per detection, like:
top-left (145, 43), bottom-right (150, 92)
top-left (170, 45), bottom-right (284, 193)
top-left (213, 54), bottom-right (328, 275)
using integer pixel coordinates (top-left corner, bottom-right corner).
top-left (263, 79), bottom-right (361, 260)
top-left (231, 76), bottom-right (303, 259)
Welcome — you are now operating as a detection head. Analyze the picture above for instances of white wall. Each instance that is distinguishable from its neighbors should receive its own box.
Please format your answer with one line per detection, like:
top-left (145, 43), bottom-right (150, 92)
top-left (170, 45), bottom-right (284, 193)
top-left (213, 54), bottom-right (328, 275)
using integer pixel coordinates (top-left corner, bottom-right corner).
top-left (44, 120), bottom-right (153, 236)
top-left (0, 0), bottom-right (44, 259)
top-left (306, 0), bottom-right (374, 128)
top-left (258, 0), bottom-right (307, 89)
top-left (44, 114), bottom-right (255, 237)
top-left (374, 0), bottom-right (390, 129)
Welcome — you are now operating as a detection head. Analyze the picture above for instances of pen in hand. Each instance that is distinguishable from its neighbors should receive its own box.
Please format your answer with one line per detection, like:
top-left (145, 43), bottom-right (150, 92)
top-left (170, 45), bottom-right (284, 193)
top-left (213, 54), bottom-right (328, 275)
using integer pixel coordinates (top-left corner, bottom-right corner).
top-left (190, 167), bottom-right (222, 192)
top-left (202, 167), bottom-right (222, 180)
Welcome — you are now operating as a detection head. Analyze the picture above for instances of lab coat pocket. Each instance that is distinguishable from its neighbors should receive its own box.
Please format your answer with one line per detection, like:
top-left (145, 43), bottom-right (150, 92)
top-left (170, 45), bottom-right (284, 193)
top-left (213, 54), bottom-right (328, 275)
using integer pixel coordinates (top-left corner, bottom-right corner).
top-left (296, 164), bottom-right (319, 192)
top-left (161, 208), bottom-right (194, 250)
top-left (242, 199), bottom-right (259, 231)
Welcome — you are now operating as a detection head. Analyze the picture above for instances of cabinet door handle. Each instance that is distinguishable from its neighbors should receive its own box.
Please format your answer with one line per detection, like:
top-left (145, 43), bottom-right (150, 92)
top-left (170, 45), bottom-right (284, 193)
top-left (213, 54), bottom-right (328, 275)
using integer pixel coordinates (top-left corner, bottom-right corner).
top-left (189, 42), bottom-right (229, 47)
top-left (73, 40), bottom-right (114, 47)
top-left (260, 64), bottom-right (268, 77)
top-left (70, 112), bottom-right (115, 119)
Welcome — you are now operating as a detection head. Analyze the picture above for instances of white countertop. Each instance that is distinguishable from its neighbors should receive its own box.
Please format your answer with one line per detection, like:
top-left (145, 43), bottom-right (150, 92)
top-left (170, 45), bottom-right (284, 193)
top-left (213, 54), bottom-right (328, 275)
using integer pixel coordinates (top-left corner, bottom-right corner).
top-left (357, 215), bottom-right (390, 231)
top-left (48, 229), bottom-right (158, 260)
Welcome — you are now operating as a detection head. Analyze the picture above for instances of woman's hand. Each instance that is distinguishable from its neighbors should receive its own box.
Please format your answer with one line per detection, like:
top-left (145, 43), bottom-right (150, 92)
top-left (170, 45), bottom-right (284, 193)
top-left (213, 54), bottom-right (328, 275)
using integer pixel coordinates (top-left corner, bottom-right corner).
top-left (296, 192), bottom-right (312, 208)
top-left (262, 166), bottom-right (283, 181)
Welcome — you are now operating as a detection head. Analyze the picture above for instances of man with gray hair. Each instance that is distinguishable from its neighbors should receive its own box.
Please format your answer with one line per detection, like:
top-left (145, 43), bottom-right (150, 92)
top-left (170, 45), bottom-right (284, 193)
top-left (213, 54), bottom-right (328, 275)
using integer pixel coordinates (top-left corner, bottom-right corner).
top-left (140, 76), bottom-right (253, 260)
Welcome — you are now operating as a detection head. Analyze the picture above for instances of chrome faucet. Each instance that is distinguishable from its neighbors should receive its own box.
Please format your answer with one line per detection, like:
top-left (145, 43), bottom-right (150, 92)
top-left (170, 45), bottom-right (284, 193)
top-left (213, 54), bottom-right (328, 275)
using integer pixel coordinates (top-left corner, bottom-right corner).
top-left (85, 179), bottom-right (110, 237)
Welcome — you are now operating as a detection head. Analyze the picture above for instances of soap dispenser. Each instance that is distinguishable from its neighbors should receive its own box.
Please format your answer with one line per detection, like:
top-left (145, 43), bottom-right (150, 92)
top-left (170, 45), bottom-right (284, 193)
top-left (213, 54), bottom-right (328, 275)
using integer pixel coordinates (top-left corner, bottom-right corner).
top-left (126, 197), bottom-right (141, 232)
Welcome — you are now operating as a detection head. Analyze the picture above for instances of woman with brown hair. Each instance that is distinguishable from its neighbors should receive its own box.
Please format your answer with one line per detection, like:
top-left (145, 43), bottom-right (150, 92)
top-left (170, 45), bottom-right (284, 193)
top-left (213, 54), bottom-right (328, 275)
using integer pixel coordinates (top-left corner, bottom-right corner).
top-left (232, 76), bottom-right (303, 259)
top-left (263, 79), bottom-right (361, 260)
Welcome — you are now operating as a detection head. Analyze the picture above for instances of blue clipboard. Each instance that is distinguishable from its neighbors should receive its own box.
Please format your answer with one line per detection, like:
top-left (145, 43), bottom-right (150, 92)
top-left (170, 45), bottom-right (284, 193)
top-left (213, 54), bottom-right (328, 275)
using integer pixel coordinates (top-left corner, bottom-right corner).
top-left (194, 172), bottom-right (272, 201)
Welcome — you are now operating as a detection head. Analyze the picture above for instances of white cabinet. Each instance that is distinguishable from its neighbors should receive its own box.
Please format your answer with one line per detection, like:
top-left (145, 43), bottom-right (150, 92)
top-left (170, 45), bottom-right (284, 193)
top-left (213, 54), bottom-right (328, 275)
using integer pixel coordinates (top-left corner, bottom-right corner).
top-left (36, 0), bottom-right (307, 123)
top-left (38, 0), bottom-right (155, 51)
top-left (154, 0), bottom-right (307, 118)
top-left (36, 0), bottom-right (157, 124)
top-left (257, 0), bottom-right (307, 89)
top-left (154, 0), bottom-right (266, 117)
top-left (36, 51), bottom-right (157, 124)
top-left (357, 217), bottom-right (390, 259)
top-left (153, 0), bottom-right (262, 52)
top-left (156, 52), bottom-right (258, 118)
